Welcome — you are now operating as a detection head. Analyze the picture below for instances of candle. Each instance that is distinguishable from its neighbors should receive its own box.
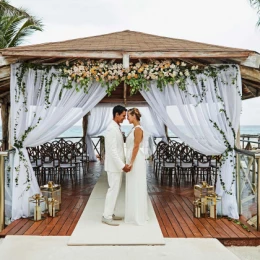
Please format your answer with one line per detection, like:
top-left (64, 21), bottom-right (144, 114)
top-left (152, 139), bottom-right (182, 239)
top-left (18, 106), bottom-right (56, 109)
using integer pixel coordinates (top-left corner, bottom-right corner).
top-left (34, 205), bottom-right (41, 221)
top-left (210, 205), bottom-right (215, 218)
top-left (201, 198), bottom-right (206, 214)
top-left (49, 203), bottom-right (55, 217)
top-left (197, 207), bottom-right (201, 218)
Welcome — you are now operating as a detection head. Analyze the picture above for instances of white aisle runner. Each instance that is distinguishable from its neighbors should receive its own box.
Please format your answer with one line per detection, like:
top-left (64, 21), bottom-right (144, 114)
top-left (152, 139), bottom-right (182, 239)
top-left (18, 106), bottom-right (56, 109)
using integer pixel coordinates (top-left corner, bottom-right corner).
top-left (68, 172), bottom-right (165, 245)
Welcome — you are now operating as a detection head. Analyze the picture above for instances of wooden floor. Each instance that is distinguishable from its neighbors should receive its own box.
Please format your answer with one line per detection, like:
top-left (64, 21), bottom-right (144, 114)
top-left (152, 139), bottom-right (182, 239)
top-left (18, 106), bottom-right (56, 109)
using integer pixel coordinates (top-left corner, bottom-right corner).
top-left (1, 161), bottom-right (260, 246)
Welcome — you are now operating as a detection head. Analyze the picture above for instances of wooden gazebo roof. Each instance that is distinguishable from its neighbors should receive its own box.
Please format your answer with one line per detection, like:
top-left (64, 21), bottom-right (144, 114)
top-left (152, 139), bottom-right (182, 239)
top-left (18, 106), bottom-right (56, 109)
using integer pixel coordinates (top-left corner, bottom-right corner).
top-left (0, 30), bottom-right (260, 100)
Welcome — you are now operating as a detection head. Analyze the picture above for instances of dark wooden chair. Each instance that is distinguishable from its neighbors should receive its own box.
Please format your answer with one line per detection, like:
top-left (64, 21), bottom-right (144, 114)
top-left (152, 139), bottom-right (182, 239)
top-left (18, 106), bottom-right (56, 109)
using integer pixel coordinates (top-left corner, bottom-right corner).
top-left (40, 145), bottom-right (60, 184)
top-left (27, 146), bottom-right (42, 185)
top-left (153, 141), bottom-right (168, 179)
top-left (177, 145), bottom-right (195, 185)
top-left (160, 145), bottom-right (178, 185)
top-left (58, 145), bottom-right (77, 183)
top-left (194, 152), bottom-right (212, 185)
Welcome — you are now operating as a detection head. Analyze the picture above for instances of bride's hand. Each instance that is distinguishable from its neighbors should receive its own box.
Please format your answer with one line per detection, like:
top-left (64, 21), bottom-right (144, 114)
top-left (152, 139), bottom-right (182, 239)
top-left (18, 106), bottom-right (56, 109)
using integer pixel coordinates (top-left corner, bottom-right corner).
top-left (128, 164), bottom-right (132, 170)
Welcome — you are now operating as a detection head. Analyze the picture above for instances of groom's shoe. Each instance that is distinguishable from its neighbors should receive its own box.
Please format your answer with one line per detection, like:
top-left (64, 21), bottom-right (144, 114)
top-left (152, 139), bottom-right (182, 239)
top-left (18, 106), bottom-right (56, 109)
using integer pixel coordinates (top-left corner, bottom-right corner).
top-left (102, 216), bottom-right (119, 226)
top-left (112, 214), bottom-right (123, 220)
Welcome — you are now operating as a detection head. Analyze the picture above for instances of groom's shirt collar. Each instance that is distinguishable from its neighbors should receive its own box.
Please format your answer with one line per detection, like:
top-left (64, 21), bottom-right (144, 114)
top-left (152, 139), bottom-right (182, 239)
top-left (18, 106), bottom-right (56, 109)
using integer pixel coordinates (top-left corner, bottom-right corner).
top-left (111, 120), bottom-right (120, 129)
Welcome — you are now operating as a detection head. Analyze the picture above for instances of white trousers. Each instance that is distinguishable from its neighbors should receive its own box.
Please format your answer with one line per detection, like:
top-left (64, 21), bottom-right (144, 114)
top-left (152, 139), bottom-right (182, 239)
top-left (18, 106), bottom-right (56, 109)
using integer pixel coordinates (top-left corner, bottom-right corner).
top-left (103, 171), bottom-right (123, 219)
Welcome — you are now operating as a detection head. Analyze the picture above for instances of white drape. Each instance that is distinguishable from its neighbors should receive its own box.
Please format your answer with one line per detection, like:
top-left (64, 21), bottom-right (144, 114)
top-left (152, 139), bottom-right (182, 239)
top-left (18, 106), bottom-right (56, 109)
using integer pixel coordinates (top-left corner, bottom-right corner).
top-left (140, 65), bottom-right (241, 218)
top-left (10, 64), bottom-right (107, 220)
top-left (86, 104), bottom-right (113, 161)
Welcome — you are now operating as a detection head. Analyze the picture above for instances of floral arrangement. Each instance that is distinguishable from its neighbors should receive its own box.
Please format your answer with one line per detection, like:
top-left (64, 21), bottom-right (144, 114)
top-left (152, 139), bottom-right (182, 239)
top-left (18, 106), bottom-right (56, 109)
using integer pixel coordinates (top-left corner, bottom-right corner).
top-left (59, 59), bottom-right (202, 96)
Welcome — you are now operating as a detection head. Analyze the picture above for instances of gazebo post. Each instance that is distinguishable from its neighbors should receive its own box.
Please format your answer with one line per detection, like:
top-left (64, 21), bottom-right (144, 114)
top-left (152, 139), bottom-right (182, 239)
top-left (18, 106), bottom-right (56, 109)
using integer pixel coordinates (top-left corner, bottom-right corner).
top-left (164, 124), bottom-right (169, 141)
top-left (82, 113), bottom-right (89, 153)
top-left (0, 93), bottom-right (10, 151)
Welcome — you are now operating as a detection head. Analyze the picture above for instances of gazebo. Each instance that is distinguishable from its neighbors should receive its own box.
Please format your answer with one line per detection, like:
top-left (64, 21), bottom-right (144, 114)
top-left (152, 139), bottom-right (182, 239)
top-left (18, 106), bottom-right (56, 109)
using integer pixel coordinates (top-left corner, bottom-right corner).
top-left (0, 30), bottom-right (259, 224)
top-left (0, 30), bottom-right (259, 149)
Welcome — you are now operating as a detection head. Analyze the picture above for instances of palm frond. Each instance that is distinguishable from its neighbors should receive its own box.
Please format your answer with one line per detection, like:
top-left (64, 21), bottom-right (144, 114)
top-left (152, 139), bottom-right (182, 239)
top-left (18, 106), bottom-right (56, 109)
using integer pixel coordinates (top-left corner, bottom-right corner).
top-left (0, 0), bottom-right (30, 17)
top-left (7, 16), bottom-right (43, 47)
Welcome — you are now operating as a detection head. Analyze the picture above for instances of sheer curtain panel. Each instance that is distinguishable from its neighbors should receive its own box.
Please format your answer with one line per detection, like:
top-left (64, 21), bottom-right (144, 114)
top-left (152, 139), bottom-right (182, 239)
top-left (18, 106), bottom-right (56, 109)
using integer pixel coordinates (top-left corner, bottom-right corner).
top-left (10, 64), bottom-right (107, 220)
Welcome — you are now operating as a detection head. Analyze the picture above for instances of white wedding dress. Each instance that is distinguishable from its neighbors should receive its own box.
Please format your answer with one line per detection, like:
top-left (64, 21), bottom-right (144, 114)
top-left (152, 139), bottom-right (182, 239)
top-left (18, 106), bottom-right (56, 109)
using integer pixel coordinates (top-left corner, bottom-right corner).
top-left (125, 125), bottom-right (149, 225)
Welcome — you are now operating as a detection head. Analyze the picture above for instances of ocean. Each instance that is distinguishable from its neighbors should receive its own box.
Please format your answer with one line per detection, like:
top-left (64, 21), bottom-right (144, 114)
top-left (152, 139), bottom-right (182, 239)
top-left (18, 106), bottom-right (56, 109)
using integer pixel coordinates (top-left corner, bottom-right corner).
top-left (0, 125), bottom-right (259, 140)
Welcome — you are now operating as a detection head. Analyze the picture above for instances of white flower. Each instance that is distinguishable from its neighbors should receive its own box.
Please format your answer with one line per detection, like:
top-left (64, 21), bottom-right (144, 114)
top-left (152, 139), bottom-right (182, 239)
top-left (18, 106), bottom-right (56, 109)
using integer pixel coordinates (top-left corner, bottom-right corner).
top-left (68, 76), bottom-right (71, 80)
top-left (59, 69), bottom-right (62, 72)
top-left (179, 72), bottom-right (183, 76)
top-left (181, 62), bottom-right (186, 67)
top-left (170, 64), bottom-right (176, 69)
top-left (164, 72), bottom-right (169, 77)
top-left (176, 79), bottom-right (180, 84)
top-left (78, 66), bottom-right (85, 71)
top-left (66, 61), bottom-right (69, 66)
top-left (172, 71), bottom-right (177, 77)
top-left (136, 63), bottom-right (141, 68)
top-left (184, 70), bottom-right (190, 77)
top-left (73, 66), bottom-right (79, 73)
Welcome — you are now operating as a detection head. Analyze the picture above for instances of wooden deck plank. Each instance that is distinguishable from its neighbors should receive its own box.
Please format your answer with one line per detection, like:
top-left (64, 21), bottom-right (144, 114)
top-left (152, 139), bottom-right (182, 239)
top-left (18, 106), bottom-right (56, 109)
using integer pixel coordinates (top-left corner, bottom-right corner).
top-left (151, 195), bottom-right (177, 237)
top-left (49, 198), bottom-right (80, 236)
top-left (173, 194), bottom-right (212, 238)
top-left (167, 195), bottom-right (203, 238)
top-left (150, 196), bottom-right (168, 237)
top-left (15, 219), bottom-right (35, 235)
top-left (0, 219), bottom-right (23, 237)
top-left (66, 199), bottom-right (88, 236)
top-left (157, 195), bottom-right (187, 237)
top-left (7, 219), bottom-right (30, 235)
top-left (57, 198), bottom-right (85, 235)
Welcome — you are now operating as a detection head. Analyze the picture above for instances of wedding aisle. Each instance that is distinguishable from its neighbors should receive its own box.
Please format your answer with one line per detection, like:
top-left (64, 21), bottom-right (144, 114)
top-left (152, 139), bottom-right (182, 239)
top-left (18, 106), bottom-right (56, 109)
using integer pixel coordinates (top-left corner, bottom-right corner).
top-left (68, 172), bottom-right (165, 245)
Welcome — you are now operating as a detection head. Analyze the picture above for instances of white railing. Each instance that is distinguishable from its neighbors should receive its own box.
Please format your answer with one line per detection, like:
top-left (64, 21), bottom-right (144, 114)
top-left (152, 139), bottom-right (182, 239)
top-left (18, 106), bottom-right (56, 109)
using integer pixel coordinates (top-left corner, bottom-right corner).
top-left (236, 148), bottom-right (260, 230)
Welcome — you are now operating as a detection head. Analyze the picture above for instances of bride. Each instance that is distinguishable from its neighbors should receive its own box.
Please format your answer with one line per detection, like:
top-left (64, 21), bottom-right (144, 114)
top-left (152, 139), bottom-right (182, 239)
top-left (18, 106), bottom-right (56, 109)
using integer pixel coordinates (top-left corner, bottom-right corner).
top-left (125, 108), bottom-right (149, 225)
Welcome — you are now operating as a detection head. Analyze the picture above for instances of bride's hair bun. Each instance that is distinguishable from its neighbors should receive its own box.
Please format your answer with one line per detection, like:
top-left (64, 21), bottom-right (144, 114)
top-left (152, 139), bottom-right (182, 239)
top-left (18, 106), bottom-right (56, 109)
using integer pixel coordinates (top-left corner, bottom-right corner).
top-left (128, 107), bottom-right (141, 121)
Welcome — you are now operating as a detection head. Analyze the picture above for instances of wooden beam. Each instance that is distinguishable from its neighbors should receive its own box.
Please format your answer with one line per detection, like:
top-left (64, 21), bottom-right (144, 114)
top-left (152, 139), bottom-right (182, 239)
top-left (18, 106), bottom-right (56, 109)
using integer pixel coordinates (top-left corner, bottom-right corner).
top-left (0, 56), bottom-right (18, 66)
top-left (240, 66), bottom-right (260, 82)
top-left (0, 50), bottom-right (252, 59)
top-left (1, 99), bottom-right (9, 150)
top-left (242, 79), bottom-right (260, 90)
top-left (0, 66), bottom-right (10, 79)
top-left (241, 53), bottom-right (260, 69)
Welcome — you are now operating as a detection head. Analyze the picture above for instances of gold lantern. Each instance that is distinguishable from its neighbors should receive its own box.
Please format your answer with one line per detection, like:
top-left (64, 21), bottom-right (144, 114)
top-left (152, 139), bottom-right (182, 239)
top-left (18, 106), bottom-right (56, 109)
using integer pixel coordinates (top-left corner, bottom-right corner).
top-left (28, 194), bottom-right (46, 221)
top-left (40, 181), bottom-right (61, 212)
top-left (205, 194), bottom-right (222, 219)
top-left (194, 181), bottom-right (214, 199)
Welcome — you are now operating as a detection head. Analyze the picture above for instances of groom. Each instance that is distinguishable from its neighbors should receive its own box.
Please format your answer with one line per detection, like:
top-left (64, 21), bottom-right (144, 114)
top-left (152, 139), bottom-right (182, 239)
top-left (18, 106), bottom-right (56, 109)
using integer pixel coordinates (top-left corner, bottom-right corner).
top-left (102, 105), bottom-right (131, 226)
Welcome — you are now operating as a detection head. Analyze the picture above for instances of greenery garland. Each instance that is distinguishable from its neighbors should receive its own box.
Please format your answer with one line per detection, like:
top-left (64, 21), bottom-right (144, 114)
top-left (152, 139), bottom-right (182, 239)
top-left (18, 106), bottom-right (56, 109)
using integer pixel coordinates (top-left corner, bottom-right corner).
top-left (14, 60), bottom-right (241, 194)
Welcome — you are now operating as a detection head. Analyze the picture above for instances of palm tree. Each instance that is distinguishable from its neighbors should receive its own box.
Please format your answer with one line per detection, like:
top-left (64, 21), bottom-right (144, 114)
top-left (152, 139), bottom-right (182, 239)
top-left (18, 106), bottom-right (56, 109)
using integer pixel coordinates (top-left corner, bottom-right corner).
top-left (0, 0), bottom-right (43, 49)
top-left (249, 0), bottom-right (260, 26)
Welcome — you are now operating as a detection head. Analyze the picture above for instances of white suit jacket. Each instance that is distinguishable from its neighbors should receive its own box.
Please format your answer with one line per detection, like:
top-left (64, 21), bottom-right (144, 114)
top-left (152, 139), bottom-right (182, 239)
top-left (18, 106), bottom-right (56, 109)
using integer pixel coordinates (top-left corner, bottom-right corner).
top-left (104, 120), bottom-right (126, 172)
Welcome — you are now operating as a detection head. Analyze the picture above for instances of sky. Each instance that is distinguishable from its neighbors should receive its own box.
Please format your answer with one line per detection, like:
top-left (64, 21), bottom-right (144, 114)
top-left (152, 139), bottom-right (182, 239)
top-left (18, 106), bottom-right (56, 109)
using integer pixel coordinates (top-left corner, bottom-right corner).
top-left (8, 0), bottom-right (260, 125)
